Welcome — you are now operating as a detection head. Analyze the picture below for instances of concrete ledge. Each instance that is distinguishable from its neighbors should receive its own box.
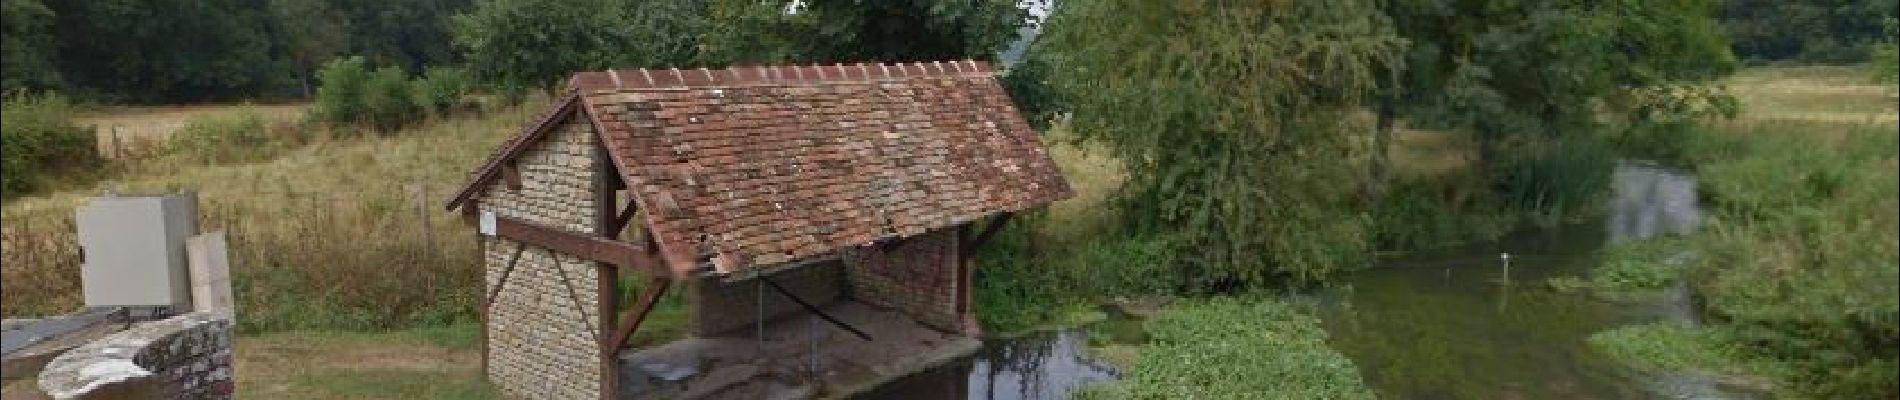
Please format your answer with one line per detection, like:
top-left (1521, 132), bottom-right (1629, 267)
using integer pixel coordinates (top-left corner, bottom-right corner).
top-left (37, 313), bottom-right (231, 400)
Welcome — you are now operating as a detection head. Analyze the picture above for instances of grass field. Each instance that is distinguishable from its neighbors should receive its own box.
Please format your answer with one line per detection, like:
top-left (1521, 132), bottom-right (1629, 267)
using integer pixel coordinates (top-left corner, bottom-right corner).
top-left (75, 103), bottom-right (308, 159)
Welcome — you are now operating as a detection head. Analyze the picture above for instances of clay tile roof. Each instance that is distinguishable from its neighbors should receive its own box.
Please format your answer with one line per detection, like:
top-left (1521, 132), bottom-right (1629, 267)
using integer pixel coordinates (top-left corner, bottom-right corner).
top-left (449, 61), bottom-right (1073, 275)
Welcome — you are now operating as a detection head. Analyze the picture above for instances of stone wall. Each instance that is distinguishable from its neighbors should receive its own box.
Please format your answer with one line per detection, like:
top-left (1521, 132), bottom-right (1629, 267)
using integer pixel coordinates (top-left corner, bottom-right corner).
top-left (37, 312), bottom-right (233, 400)
top-left (842, 228), bottom-right (964, 332)
top-left (686, 260), bottom-right (844, 336)
top-left (476, 115), bottom-right (605, 400)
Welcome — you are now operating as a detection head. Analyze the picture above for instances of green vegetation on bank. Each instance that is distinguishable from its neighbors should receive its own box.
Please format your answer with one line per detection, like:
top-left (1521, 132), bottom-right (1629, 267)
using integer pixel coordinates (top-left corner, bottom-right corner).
top-left (1584, 65), bottom-right (1898, 398)
top-left (1075, 298), bottom-right (1375, 400)
top-left (1587, 322), bottom-right (1781, 386)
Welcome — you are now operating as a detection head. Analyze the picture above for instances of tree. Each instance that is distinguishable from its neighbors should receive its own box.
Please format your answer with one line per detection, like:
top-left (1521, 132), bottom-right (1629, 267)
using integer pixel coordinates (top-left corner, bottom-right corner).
top-left (1043, 0), bottom-right (1404, 286)
top-left (451, 0), bottom-right (649, 94)
top-left (49, 0), bottom-right (287, 102)
top-left (272, 0), bottom-right (351, 97)
top-left (1370, 0), bottom-right (1734, 179)
top-left (330, 0), bottom-right (471, 72)
top-left (1720, 0), bottom-right (1898, 63)
top-left (1, 0), bottom-right (61, 93)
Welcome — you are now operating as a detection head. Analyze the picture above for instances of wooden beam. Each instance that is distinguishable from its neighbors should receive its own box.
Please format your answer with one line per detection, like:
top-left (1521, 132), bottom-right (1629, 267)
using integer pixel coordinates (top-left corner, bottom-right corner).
top-left (481, 241), bottom-right (529, 315)
top-left (592, 138), bottom-right (621, 400)
top-left (608, 276), bottom-right (670, 356)
top-left (610, 200), bottom-right (639, 236)
top-left (961, 212), bottom-right (1015, 258)
top-left (502, 161), bottom-right (523, 190)
top-left (493, 215), bottom-right (665, 276)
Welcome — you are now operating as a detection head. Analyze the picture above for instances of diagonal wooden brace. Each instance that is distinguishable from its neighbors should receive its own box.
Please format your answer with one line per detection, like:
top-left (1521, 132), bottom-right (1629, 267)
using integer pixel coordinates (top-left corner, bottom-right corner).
top-left (607, 276), bottom-right (670, 357)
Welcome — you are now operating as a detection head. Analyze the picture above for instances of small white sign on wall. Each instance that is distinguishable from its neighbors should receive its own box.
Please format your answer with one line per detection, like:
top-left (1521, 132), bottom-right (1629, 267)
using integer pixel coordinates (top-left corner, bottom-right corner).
top-left (480, 210), bottom-right (498, 236)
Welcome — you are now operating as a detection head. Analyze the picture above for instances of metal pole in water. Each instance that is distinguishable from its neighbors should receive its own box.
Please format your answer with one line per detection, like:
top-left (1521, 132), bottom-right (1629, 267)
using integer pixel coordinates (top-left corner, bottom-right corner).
top-left (1500, 252), bottom-right (1512, 284)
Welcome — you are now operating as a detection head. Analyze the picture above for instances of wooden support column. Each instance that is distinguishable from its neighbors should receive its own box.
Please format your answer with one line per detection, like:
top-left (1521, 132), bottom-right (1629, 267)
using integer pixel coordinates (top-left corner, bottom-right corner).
top-left (592, 140), bottom-right (619, 400)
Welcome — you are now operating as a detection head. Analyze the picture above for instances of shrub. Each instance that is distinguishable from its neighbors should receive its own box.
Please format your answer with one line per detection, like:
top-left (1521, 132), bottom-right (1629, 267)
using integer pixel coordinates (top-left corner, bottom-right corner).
top-left (163, 108), bottom-right (276, 165)
top-left (1115, 298), bottom-right (1375, 399)
top-left (1, 91), bottom-right (97, 199)
top-left (312, 56), bottom-right (370, 128)
top-left (363, 66), bottom-right (420, 133)
top-left (413, 66), bottom-right (471, 117)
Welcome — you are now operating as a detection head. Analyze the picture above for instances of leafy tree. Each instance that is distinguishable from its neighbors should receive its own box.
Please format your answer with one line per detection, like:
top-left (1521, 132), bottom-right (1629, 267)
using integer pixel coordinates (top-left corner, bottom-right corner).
top-left (329, 0), bottom-right (471, 72)
top-left (702, 0), bottom-right (1027, 65)
top-left (1, 0), bottom-right (61, 93)
top-left (1044, 0), bottom-right (1404, 286)
top-left (271, 0), bottom-right (351, 97)
top-left (452, 0), bottom-right (648, 94)
top-left (48, 0), bottom-right (287, 102)
top-left (1721, 0), bottom-right (1898, 63)
top-left (1363, 0), bottom-right (1735, 222)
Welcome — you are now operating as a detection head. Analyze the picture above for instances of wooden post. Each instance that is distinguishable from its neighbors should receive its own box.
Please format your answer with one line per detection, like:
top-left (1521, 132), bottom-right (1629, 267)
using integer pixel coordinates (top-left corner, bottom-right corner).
top-left (592, 139), bottom-right (620, 400)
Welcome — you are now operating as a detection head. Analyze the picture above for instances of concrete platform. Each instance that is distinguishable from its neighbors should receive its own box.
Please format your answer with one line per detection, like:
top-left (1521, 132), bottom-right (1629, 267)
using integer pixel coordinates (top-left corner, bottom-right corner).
top-left (618, 301), bottom-right (980, 400)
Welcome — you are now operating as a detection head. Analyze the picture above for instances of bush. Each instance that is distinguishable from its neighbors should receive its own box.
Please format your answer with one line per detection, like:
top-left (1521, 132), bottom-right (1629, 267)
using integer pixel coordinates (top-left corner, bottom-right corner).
top-left (413, 66), bottom-right (471, 117)
top-left (1, 92), bottom-right (98, 199)
top-left (363, 66), bottom-right (421, 133)
top-left (163, 108), bottom-right (278, 165)
top-left (312, 56), bottom-right (370, 128)
top-left (1109, 298), bottom-right (1375, 399)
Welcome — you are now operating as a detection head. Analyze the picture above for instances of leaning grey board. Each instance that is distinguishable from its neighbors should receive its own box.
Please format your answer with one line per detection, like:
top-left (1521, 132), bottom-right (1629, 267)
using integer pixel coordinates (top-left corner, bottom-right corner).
top-left (0, 308), bottom-right (115, 356)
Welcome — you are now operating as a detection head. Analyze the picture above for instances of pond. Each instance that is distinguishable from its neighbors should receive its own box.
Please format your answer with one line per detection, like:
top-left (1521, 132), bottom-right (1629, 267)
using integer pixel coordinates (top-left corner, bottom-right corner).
top-left (854, 324), bottom-right (1127, 400)
top-left (1315, 161), bottom-right (1767, 399)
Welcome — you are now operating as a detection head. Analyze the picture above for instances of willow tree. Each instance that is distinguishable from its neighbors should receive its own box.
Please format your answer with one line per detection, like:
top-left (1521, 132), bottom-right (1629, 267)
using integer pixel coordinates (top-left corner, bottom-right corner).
top-left (1043, 0), bottom-right (1404, 287)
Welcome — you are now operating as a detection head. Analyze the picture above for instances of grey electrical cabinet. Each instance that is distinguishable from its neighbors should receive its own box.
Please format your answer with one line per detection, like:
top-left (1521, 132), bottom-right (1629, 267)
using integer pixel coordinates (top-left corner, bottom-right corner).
top-left (74, 192), bottom-right (198, 314)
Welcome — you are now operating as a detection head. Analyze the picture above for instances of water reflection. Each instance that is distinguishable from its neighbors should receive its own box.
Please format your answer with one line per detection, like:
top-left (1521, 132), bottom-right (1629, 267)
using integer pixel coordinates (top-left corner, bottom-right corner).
top-left (1317, 161), bottom-right (1762, 400)
top-left (857, 329), bottom-right (1121, 400)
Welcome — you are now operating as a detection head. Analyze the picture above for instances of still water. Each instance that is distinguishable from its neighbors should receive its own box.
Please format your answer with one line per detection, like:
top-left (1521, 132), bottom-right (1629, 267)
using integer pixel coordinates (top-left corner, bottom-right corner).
top-left (861, 161), bottom-right (1745, 399)
top-left (1316, 161), bottom-right (1764, 400)
top-left (855, 328), bottom-right (1123, 400)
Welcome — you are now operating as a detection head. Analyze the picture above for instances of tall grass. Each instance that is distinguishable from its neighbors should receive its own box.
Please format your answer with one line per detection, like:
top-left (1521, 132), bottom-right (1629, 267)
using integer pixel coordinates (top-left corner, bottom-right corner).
top-left (0, 96), bottom-right (543, 332)
top-left (1588, 65), bottom-right (1900, 398)
top-left (1681, 123), bottom-right (1898, 397)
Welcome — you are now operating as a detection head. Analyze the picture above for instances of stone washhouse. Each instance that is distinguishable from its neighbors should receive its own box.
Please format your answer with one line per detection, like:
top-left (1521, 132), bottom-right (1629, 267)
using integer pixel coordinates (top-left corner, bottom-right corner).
top-left (444, 60), bottom-right (1073, 399)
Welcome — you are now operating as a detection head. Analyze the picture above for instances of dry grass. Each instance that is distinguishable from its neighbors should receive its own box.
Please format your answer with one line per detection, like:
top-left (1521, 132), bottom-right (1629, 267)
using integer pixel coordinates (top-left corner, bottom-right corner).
top-left (235, 324), bottom-right (492, 399)
top-left (1722, 65), bottom-right (1900, 124)
top-left (77, 103), bottom-right (308, 158)
top-left (0, 97), bottom-right (546, 330)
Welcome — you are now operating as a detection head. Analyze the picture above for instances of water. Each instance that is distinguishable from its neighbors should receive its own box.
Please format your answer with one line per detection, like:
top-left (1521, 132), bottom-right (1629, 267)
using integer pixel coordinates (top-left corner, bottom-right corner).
top-left (1316, 162), bottom-right (1766, 399)
top-left (855, 327), bottom-right (1125, 400)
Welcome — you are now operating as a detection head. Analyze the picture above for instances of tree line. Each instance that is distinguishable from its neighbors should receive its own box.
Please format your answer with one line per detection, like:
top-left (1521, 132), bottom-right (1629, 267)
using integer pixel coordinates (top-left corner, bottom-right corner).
top-left (0, 0), bottom-right (1030, 103)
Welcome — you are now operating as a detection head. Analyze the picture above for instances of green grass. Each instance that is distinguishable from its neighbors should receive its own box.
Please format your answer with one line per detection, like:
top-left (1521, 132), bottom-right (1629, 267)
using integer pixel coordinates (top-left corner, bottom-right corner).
top-left (1079, 297), bottom-right (1375, 400)
top-left (1587, 322), bottom-right (1781, 386)
top-left (235, 323), bottom-right (495, 399)
top-left (1586, 65), bottom-right (1899, 399)
top-left (1590, 237), bottom-right (1688, 292)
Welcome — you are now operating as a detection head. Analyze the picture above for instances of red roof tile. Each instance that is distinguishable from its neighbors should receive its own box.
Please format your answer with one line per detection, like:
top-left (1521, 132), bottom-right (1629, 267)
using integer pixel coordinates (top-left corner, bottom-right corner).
top-left (451, 61), bottom-right (1072, 275)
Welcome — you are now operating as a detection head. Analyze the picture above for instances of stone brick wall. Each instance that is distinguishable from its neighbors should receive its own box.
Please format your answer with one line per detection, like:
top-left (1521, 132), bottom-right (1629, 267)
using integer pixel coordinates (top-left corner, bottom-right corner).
top-left (476, 115), bottom-right (604, 400)
top-left (687, 260), bottom-right (844, 336)
top-left (842, 228), bottom-right (964, 332)
top-left (37, 312), bottom-right (234, 400)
